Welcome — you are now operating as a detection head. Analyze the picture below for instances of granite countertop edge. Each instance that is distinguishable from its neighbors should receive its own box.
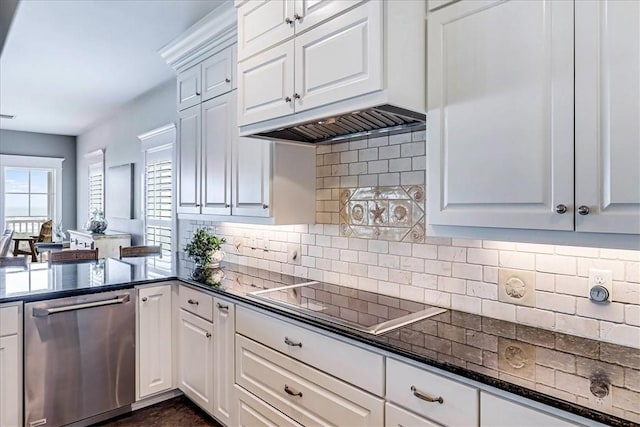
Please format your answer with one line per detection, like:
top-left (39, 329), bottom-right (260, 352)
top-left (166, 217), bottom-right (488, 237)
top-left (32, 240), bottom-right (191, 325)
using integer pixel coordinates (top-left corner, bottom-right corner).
top-left (0, 275), bottom-right (634, 427)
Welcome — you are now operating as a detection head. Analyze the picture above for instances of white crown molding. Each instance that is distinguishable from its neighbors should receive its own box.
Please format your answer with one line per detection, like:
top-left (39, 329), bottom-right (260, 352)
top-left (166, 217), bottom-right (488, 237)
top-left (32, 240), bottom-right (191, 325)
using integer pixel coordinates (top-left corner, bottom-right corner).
top-left (138, 123), bottom-right (176, 151)
top-left (159, 1), bottom-right (237, 71)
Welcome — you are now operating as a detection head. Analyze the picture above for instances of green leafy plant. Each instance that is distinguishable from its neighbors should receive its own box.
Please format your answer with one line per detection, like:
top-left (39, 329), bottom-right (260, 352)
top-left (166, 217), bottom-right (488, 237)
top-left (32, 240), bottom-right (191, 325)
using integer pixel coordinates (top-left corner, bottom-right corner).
top-left (184, 227), bottom-right (226, 267)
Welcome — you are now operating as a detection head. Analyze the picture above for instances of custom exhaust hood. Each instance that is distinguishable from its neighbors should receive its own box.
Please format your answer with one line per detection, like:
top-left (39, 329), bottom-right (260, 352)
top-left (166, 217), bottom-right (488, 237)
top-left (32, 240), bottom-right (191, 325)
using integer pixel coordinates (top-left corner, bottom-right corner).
top-left (247, 105), bottom-right (426, 144)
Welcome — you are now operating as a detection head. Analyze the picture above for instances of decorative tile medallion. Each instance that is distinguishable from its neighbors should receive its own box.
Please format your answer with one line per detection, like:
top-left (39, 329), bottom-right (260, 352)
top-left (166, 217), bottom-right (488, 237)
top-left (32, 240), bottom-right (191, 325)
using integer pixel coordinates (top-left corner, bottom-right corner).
top-left (339, 186), bottom-right (425, 242)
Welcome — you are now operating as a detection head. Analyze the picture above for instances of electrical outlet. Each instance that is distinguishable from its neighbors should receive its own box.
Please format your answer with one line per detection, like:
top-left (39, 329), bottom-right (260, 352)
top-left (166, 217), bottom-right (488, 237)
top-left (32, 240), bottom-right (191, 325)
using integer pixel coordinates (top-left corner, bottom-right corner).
top-left (287, 244), bottom-right (301, 265)
top-left (588, 269), bottom-right (612, 302)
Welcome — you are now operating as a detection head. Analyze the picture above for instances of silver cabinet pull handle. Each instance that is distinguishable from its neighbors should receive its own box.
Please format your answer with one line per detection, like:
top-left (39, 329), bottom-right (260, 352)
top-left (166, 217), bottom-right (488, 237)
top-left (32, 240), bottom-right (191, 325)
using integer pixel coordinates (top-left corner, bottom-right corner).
top-left (578, 205), bottom-right (590, 215)
top-left (284, 337), bottom-right (302, 347)
top-left (262, 204), bottom-right (269, 209)
top-left (33, 295), bottom-right (130, 317)
top-left (225, 204), bottom-right (231, 208)
top-left (294, 13), bottom-right (303, 22)
top-left (217, 302), bottom-right (229, 311)
top-left (206, 332), bottom-right (211, 338)
top-left (141, 297), bottom-right (148, 302)
top-left (284, 96), bottom-right (292, 103)
top-left (225, 78), bottom-right (230, 83)
top-left (293, 93), bottom-right (301, 100)
top-left (285, 17), bottom-right (293, 24)
top-left (555, 204), bottom-right (567, 214)
top-left (195, 91), bottom-right (201, 96)
top-left (411, 385), bottom-right (443, 404)
top-left (284, 385), bottom-right (302, 397)
top-left (187, 299), bottom-right (199, 305)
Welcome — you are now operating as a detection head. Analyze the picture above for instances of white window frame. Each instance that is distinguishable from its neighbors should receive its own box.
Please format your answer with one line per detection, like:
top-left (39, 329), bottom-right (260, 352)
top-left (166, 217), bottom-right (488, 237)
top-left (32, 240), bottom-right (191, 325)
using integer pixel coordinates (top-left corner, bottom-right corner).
top-left (0, 154), bottom-right (64, 232)
top-left (85, 149), bottom-right (105, 216)
top-left (138, 124), bottom-right (176, 274)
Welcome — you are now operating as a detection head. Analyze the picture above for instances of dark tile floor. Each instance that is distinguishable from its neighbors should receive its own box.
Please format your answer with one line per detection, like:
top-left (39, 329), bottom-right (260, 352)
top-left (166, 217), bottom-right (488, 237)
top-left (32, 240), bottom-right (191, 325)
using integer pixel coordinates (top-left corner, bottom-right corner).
top-left (94, 396), bottom-right (222, 427)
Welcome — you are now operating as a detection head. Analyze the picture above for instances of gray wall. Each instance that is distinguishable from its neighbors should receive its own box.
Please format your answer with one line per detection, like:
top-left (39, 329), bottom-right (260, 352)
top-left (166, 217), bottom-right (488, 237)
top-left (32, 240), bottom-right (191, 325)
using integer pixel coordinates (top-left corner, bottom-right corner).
top-left (0, 129), bottom-right (77, 232)
top-left (76, 79), bottom-right (176, 244)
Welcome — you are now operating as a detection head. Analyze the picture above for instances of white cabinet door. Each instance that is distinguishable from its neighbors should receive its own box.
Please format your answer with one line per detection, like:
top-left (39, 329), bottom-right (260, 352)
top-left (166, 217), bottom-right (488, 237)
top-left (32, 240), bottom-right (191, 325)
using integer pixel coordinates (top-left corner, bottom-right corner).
top-left (201, 94), bottom-right (233, 216)
top-left (481, 392), bottom-right (578, 427)
top-left (137, 285), bottom-right (173, 400)
top-left (294, 1), bottom-right (382, 113)
top-left (177, 105), bottom-right (201, 214)
top-left (202, 46), bottom-right (236, 102)
top-left (237, 0), bottom-right (295, 61)
top-left (385, 402), bottom-right (440, 427)
top-left (178, 309), bottom-right (214, 414)
top-left (213, 298), bottom-right (236, 425)
top-left (0, 335), bottom-right (20, 427)
top-left (237, 41), bottom-right (295, 126)
top-left (427, 0), bottom-right (574, 231)
top-left (177, 64), bottom-right (201, 111)
top-left (233, 137), bottom-right (271, 217)
top-left (293, 0), bottom-right (363, 34)
top-left (575, 0), bottom-right (640, 234)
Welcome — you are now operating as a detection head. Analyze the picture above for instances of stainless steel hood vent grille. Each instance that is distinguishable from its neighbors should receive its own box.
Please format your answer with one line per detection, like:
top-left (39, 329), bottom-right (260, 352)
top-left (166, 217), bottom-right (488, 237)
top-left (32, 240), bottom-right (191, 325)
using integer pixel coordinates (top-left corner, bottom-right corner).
top-left (253, 105), bottom-right (425, 144)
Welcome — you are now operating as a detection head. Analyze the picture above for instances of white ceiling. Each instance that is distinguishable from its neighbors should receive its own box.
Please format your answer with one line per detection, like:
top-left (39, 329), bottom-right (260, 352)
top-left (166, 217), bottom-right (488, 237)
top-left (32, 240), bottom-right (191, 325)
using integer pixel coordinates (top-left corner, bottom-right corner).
top-left (0, 0), bottom-right (225, 136)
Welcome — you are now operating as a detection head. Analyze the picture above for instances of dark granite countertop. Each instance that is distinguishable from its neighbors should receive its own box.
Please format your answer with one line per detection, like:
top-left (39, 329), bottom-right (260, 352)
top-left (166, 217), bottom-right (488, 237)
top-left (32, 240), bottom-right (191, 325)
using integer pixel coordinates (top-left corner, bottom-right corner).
top-left (0, 257), bottom-right (174, 303)
top-left (2, 260), bottom-right (638, 425)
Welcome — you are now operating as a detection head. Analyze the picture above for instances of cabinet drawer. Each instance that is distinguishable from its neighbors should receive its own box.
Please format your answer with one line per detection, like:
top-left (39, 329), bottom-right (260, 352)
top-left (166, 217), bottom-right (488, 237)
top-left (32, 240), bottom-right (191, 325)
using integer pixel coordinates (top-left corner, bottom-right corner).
top-left (481, 392), bottom-right (579, 427)
top-left (386, 358), bottom-right (479, 426)
top-left (236, 306), bottom-right (384, 396)
top-left (179, 286), bottom-right (213, 321)
top-left (235, 384), bottom-right (302, 427)
top-left (236, 334), bottom-right (384, 426)
top-left (0, 305), bottom-right (19, 336)
top-left (386, 402), bottom-right (441, 427)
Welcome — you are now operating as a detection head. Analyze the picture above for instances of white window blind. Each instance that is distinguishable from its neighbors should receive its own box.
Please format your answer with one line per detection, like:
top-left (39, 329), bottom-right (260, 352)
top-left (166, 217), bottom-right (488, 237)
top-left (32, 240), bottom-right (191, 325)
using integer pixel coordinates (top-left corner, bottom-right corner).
top-left (145, 145), bottom-right (173, 274)
top-left (88, 162), bottom-right (103, 215)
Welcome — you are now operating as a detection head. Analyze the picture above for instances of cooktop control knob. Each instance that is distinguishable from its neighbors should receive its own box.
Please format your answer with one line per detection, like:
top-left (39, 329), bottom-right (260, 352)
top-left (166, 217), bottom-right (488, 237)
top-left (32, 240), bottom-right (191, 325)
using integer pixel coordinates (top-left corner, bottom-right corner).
top-left (589, 285), bottom-right (610, 303)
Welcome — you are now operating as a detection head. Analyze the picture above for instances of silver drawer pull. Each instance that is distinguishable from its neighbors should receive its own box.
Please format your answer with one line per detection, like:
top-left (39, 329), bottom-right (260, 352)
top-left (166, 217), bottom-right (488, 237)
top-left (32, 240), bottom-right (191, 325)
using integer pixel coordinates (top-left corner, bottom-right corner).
top-left (206, 332), bottom-right (211, 338)
top-left (284, 337), bottom-right (302, 347)
top-left (411, 385), bottom-right (443, 404)
top-left (216, 302), bottom-right (229, 311)
top-left (284, 385), bottom-right (302, 397)
top-left (187, 299), bottom-right (199, 305)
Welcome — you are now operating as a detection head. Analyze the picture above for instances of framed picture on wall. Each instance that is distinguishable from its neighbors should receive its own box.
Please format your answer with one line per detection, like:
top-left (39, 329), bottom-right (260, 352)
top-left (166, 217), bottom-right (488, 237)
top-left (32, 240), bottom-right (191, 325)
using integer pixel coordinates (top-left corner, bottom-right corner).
top-left (106, 163), bottom-right (134, 219)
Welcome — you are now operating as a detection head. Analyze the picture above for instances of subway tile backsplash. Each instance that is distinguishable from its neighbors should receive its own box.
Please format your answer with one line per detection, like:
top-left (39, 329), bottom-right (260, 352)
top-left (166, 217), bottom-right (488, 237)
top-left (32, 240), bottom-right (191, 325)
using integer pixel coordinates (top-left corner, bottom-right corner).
top-left (179, 130), bottom-right (640, 348)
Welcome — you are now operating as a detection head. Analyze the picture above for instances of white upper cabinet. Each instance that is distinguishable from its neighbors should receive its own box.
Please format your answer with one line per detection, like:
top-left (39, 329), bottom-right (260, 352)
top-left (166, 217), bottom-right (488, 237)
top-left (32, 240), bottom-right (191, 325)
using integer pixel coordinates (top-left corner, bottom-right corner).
top-left (201, 93), bottom-right (234, 216)
top-left (237, 0), bottom-right (295, 61)
top-left (178, 45), bottom-right (236, 111)
top-left (427, 0), bottom-right (574, 231)
top-left (239, 1), bottom-right (383, 125)
top-left (233, 137), bottom-right (272, 217)
top-left (575, 0), bottom-right (640, 234)
top-left (177, 105), bottom-right (201, 214)
top-left (237, 41), bottom-right (295, 125)
top-left (237, 0), bottom-right (425, 133)
top-left (177, 65), bottom-right (201, 111)
top-left (294, 0), bottom-right (382, 113)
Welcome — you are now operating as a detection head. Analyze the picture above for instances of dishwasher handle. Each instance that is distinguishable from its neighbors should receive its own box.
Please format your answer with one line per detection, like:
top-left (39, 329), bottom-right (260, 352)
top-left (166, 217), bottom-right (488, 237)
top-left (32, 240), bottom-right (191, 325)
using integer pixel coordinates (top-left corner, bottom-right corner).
top-left (33, 294), bottom-right (131, 317)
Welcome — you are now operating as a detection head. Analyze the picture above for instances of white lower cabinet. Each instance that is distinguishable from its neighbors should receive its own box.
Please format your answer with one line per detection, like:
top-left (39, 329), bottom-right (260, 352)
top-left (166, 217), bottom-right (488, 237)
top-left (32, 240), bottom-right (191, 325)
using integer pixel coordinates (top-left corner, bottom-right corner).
top-left (0, 303), bottom-right (22, 427)
top-left (385, 402), bottom-right (441, 427)
top-left (481, 392), bottom-right (579, 427)
top-left (178, 308), bottom-right (214, 414)
top-left (386, 358), bottom-right (479, 426)
top-left (235, 334), bottom-right (384, 426)
top-left (137, 284), bottom-right (173, 400)
top-left (235, 384), bottom-right (302, 427)
top-left (213, 297), bottom-right (236, 425)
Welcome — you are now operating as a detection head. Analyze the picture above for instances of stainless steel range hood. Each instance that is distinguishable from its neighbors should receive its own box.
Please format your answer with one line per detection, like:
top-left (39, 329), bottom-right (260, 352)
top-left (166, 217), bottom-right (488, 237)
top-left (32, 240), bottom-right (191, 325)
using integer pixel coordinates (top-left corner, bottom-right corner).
top-left (248, 105), bottom-right (426, 144)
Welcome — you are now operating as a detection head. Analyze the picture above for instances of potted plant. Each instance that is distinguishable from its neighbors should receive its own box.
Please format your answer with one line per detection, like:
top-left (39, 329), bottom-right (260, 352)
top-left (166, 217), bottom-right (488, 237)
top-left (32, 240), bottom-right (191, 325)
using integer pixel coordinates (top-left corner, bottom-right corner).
top-left (184, 227), bottom-right (226, 269)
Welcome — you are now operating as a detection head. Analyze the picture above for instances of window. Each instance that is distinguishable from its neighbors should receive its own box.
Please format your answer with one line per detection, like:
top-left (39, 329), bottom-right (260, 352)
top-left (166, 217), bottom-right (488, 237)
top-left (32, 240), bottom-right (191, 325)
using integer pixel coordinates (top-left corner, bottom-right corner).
top-left (85, 150), bottom-right (104, 216)
top-left (0, 155), bottom-right (63, 233)
top-left (139, 124), bottom-right (175, 275)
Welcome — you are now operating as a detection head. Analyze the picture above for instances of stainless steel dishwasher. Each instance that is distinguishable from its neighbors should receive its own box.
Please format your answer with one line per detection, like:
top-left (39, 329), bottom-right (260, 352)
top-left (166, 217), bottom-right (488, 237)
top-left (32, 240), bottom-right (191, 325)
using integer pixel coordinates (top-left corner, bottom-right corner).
top-left (24, 289), bottom-right (135, 427)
